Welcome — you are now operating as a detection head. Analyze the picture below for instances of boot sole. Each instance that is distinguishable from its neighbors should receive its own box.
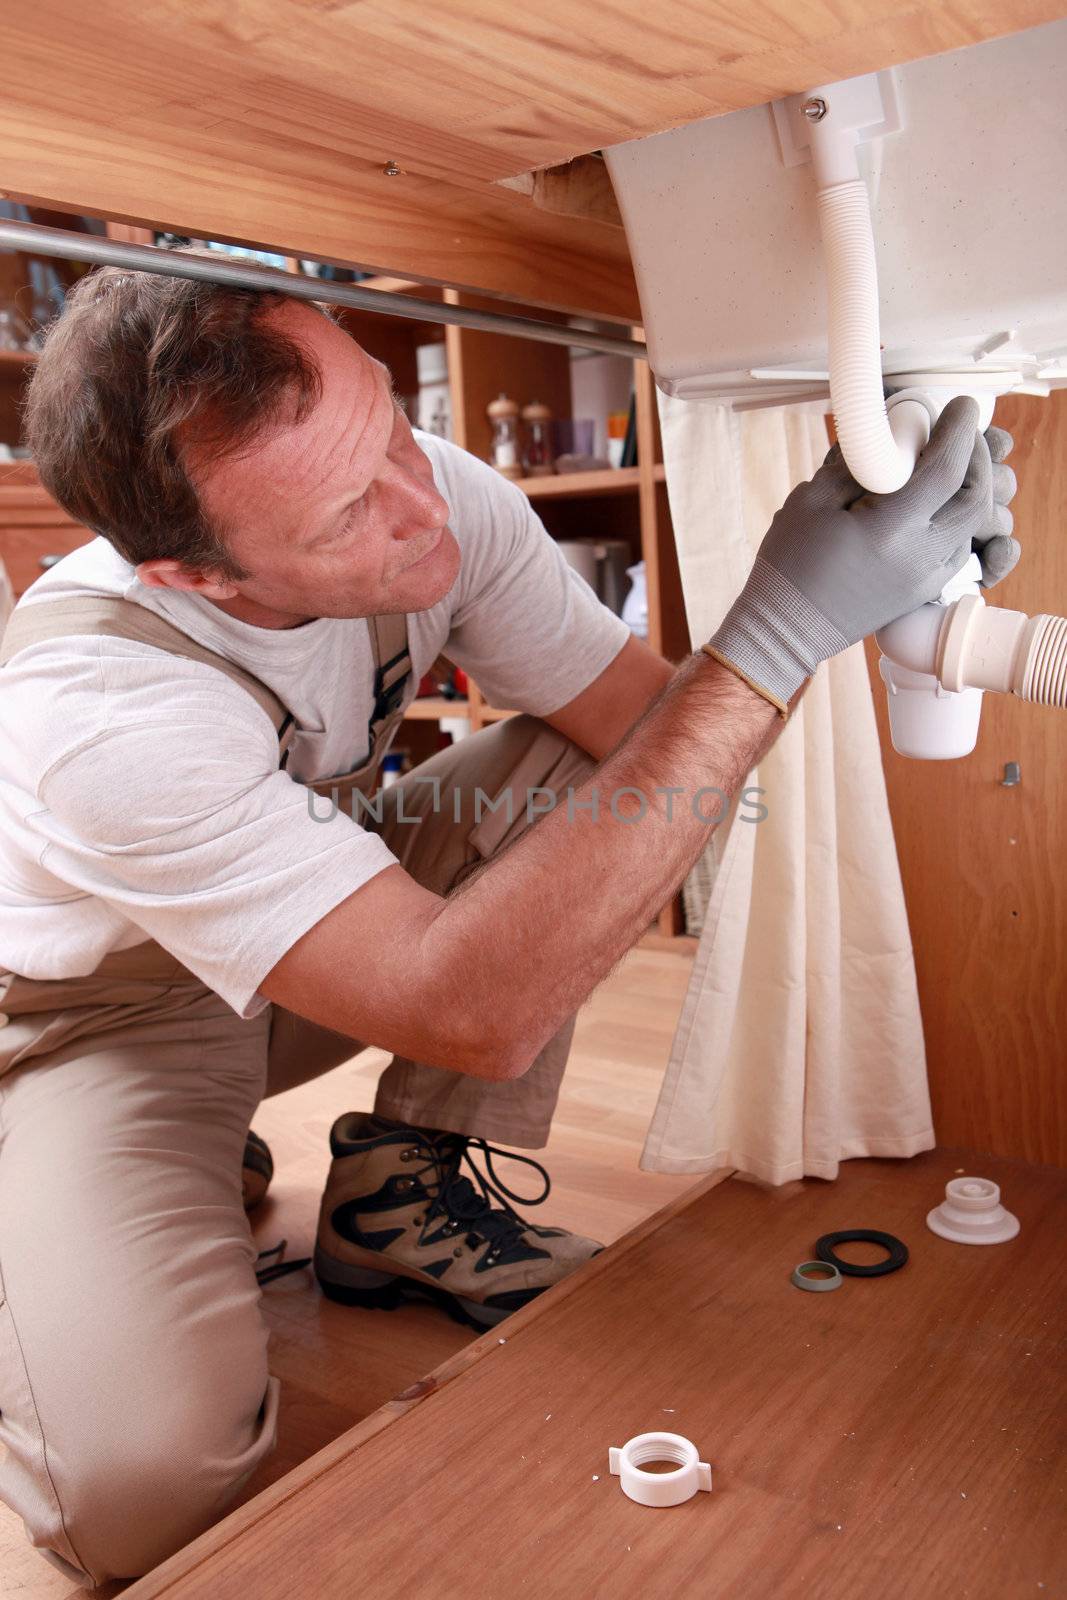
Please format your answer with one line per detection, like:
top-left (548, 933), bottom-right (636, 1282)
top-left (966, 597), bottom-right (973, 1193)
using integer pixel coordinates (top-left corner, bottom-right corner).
top-left (313, 1246), bottom-right (527, 1332)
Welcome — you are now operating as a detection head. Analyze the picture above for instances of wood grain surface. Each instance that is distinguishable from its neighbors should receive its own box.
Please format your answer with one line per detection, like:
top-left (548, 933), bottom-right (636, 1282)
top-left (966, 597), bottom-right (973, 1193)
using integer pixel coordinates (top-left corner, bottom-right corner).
top-left (125, 1150), bottom-right (1067, 1600)
top-left (865, 390), bottom-right (1067, 1165)
top-left (0, 464), bottom-right (93, 595)
top-left (2, 4), bottom-right (1063, 313)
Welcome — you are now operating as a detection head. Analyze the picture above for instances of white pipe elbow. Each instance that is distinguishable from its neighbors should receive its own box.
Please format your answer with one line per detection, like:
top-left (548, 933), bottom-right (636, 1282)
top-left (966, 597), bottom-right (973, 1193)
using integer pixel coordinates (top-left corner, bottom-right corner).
top-left (874, 604), bottom-right (946, 676)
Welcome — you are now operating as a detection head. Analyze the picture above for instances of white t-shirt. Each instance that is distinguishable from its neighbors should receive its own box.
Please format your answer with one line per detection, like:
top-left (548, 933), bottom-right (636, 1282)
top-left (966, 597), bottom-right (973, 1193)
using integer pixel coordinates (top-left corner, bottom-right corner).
top-left (0, 432), bottom-right (629, 1016)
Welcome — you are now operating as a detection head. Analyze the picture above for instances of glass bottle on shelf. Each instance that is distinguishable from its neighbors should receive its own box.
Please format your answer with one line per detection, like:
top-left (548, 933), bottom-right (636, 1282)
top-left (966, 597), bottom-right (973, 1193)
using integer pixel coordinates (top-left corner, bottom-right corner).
top-left (487, 394), bottom-right (522, 479)
top-left (521, 401), bottom-right (554, 477)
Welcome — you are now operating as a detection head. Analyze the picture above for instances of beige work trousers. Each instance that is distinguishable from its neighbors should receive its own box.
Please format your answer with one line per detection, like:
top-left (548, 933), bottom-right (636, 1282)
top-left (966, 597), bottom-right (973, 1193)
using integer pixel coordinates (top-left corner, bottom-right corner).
top-left (0, 715), bottom-right (593, 1587)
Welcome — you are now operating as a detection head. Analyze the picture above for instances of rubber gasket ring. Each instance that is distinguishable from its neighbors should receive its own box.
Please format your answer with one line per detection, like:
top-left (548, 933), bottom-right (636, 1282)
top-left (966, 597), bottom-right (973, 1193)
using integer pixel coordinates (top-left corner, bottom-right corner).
top-left (815, 1230), bottom-right (908, 1277)
top-left (791, 1260), bottom-right (843, 1292)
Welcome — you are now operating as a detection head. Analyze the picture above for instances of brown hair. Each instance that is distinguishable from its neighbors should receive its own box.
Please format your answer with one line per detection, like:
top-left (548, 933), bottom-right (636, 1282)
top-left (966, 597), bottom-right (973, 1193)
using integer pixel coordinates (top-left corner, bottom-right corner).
top-left (23, 253), bottom-right (328, 581)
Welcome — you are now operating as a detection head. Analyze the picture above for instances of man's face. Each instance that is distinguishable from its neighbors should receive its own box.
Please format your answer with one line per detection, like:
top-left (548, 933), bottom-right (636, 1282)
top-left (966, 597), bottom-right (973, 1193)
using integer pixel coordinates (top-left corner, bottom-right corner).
top-left (175, 301), bottom-right (459, 624)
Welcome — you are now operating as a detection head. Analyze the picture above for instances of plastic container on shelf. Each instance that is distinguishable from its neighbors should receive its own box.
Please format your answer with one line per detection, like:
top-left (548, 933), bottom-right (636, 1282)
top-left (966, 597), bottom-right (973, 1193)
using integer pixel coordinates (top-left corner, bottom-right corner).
top-left (621, 561), bottom-right (649, 638)
top-left (439, 715), bottom-right (471, 743)
top-left (556, 540), bottom-right (600, 590)
top-left (379, 752), bottom-right (405, 789)
top-left (416, 342), bottom-right (451, 439)
top-left (606, 411), bottom-right (629, 468)
top-left (597, 541), bottom-right (633, 615)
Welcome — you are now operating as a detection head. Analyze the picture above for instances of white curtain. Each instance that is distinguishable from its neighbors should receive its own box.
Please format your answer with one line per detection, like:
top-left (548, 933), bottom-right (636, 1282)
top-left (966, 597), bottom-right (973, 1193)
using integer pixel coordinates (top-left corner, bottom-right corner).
top-left (642, 396), bottom-right (934, 1184)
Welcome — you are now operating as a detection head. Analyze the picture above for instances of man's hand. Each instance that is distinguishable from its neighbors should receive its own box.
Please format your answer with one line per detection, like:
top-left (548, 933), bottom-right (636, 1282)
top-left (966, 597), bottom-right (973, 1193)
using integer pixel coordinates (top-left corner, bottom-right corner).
top-left (706, 397), bottom-right (1019, 710)
top-left (975, 425), bottom-right (1020, 588)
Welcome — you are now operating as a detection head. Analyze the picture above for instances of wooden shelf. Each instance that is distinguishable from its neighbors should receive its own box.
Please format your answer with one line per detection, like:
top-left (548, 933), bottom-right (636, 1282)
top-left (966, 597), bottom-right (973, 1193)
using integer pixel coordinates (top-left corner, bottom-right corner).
top-left (356, 275), bottom-right (438, 297)
top-left (403, 697), bottom-right (469, 721)
top-left (0, 348), bottom-right (37, 368)
top-left (512, 465), bottom-right (664, 499)
top-left (403, 697), bottom-right (517, 726)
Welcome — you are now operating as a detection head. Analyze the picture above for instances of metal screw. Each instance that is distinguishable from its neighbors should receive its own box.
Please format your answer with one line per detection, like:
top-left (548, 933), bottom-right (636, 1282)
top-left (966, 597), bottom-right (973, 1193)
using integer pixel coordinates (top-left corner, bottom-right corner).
top-left (382, 160), bottom-right (404, 177)
top-left (801, 98), bottom-right (828, 122)
top-left (1000, 762), bottom-right (1022, 787)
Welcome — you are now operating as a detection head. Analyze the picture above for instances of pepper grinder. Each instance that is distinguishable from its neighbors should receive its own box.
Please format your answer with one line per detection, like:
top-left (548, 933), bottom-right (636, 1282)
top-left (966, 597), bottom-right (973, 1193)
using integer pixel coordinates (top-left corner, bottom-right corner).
top-left (521, 400), bottom-right (555, 477)
top-left (487, 394), bottom-right (522, 479)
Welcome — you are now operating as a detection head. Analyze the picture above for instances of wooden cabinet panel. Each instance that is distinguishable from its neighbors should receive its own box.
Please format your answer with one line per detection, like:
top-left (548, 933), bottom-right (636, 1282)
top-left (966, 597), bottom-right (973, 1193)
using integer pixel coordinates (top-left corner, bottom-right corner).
top-left (121, 1151), bottom-right (1067, 1600)
top-left (0, 465), bottom-right (93, 596)
top-left (865, 390), bottom-right (1067, 1165)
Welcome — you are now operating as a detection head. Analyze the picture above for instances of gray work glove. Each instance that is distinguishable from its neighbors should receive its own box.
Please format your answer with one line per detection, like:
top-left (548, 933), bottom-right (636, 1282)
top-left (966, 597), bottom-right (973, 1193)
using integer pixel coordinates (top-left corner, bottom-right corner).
top-left (975, 424), bottom-right (1020, 586)
top-left (706, 396), bottom-right (1019, 711)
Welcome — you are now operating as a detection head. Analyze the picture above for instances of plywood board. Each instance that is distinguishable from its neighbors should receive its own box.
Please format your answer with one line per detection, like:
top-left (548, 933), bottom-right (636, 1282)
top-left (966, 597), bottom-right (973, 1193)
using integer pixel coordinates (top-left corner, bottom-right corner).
top-left (864, 390), bottom-right (1067, 1166)
top-left (126, 1150), bottom-right (1066, 1599)
top-left (1, 3), bottom-right (1064, 315)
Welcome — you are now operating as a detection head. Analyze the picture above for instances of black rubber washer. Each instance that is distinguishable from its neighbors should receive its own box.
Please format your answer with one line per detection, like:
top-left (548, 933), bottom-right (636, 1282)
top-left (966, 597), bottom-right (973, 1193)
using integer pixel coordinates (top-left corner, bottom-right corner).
top-left (814, 1229), bottom-right (908, 1278)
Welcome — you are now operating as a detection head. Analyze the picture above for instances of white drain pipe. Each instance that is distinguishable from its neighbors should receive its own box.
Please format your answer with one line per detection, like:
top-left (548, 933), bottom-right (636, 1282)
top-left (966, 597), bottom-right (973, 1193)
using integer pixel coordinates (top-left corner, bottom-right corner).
top-left (806, 85), bottom-right (929, 494)
top-left (877, 595), bottom-right (1067, 705)
top-left (805, 85), bottom-right (1003, 489)
top-left (805, 82), bottom-right (1022, 758)
top-left (814, 190), bottom-right (917, 493)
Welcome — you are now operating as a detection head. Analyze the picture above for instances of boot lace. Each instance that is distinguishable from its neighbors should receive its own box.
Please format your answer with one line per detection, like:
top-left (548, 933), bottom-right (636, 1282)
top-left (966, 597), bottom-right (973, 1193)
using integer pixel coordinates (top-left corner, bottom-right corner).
top-left (253, 1132), bottom-right (553, 1285)
top-left (254, 1238), bottom-right (311, 1286)
top-left (408, 1133), bottom-right (552, 1258)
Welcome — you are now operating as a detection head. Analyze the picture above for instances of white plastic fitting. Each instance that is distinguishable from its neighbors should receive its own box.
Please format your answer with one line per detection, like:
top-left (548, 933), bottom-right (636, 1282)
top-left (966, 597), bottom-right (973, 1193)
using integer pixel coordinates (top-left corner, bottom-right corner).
top-left (870, 379), bottom-right (1061, 759)
top-left (926, 1176), bottom-right (1020, 1245)
top-left (875, 553), bottom-right (985, 759)
top-left (608, 1432), bottom-right (713, 1507)
top-left (876, 583), bottom-right (1067, 753)
top-left (941, 599), bottom-right (1067, 706)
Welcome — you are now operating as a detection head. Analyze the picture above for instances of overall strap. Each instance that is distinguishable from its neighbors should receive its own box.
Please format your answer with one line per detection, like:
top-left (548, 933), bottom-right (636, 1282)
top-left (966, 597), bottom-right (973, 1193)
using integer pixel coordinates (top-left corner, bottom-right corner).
top-left (0, 596), bottom-right (296, 760)
top-left (368, 611), bottom-right (410, 684)
top-left (1, 598), bottom-right (414, 773)
top-left (364, 610), bottom-right (414, 757)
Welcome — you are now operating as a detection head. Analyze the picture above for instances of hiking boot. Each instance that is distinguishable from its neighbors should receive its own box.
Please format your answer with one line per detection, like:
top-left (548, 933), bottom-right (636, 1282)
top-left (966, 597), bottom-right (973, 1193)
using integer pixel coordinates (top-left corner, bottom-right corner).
top-left (313, 1112), bottom-right (603, 1330)
top-left (242, 1129), bottom-right (274, 1212)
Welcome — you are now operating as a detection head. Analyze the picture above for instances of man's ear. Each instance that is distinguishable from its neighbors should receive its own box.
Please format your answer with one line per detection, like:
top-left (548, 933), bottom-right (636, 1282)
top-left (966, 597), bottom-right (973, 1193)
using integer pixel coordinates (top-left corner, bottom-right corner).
top-left (136, 559), bottom-right (240, 600)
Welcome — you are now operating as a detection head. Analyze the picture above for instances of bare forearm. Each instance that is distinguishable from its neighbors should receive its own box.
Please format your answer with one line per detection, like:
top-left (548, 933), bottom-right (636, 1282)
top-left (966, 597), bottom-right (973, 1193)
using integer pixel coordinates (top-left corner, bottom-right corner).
top-left (420, 651), bottom-right (783, 1071)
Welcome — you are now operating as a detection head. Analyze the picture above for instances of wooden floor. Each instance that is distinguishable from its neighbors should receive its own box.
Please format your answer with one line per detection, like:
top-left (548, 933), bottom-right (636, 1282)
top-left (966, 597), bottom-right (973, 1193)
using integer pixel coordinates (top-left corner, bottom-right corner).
top-left (0, 946), bottom-right (695, 1598)
top-left (136, 1150), bottom-right (1067, 1600)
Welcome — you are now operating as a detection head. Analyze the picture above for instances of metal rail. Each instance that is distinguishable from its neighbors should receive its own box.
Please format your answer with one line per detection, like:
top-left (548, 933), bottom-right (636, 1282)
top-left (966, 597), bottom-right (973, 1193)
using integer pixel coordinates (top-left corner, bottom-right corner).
top-left (0, 221), bottom-right (646, 360)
